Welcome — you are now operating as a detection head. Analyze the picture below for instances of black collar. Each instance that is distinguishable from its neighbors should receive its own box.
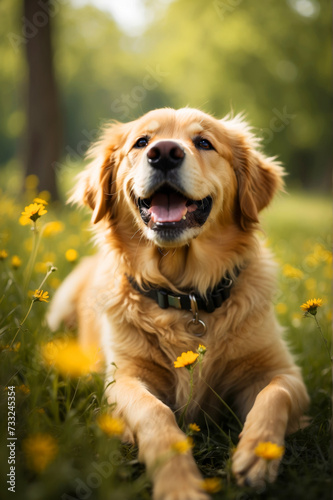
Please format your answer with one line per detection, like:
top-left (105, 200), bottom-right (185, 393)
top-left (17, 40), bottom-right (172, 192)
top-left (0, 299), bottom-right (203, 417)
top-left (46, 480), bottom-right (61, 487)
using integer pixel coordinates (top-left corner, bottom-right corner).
top-left (127, 269), bottom-right (239, 314)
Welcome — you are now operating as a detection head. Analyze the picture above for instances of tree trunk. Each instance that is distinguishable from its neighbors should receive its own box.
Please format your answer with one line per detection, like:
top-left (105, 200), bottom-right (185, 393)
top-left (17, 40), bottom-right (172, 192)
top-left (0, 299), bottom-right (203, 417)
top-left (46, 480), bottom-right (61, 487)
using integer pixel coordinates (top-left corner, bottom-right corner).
top-left (23, 0), bottom-right (61, 199)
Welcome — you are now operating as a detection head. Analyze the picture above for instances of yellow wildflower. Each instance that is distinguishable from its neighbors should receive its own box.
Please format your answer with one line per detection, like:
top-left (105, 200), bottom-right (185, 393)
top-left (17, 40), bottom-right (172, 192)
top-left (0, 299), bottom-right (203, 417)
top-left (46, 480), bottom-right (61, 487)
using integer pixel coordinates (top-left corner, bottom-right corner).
top-left (35, 262), bottom-right (48, 274)
top-left (19, 215), bottom-right (31, 226)
top-left (0, 250), bottom-right (8, 260)
top-left (65, 248), bottom-right (78, 262)
top-left (33, 197), bottom-right (48, 205)
top-left (43, 221), bottom-right (64, 237)
top-left (171, 437), bottom-right (193, 454)
top-left (282, 264), bottom-right (304, 279)
top-left (33, 290), bottom-right (49, 303)
top-left (0, 342), bottom-right (21, 353)
top-left (23, 433), bottom-right (58, 473)
top-left (21, 203), bottom-right (47, 223)
top-left (17, 384), bottom-right (30, 394)
top-left (11, 255), bottom-right (22, 269)
top-left (174, 351), bottom-right (199, 368)
top-left (197, 344), bottom-right (207, 354)
top-left (13, 342), bottom-right (21, 352)
top-left (254, 441), bottom-right (285, 460)
top-left (300, 298), bottom-right (323, 316)
top-left (201, 477), bottom-right (222, 493)
top-left (275, 303), bottom-right (287, 315)
top-left (188, 423), bottom-right (201, 433)
top-left (38, 190), bottom-right (51, 202)
top-left (25, 174), bottom-right (39, 190)
top-left (97, 414), bottom-right (125, 436)
top-left (42, 339), bottom-right (100, 377)
top-left (304, 254), bottom-right (318, 269)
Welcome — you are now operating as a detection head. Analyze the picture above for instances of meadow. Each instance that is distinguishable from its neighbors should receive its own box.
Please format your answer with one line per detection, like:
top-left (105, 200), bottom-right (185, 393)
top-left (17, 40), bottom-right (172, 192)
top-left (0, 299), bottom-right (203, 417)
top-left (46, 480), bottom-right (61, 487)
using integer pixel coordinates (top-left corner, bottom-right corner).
top-left (0, 173), bottom-right (331, 500)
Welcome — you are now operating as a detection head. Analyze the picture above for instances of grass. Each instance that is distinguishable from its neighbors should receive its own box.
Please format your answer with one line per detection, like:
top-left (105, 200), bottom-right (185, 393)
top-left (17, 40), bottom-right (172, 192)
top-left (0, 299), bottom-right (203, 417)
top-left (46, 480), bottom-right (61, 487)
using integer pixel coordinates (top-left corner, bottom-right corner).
top-left (0, 176), bottom-right (331, 500)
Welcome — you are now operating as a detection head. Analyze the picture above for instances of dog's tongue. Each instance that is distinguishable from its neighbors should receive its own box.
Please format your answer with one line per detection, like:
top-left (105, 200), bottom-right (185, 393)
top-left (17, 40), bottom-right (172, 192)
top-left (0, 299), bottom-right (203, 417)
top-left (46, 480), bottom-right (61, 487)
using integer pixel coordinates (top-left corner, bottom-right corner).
top-left (149, 192), bottom-right (188, 223)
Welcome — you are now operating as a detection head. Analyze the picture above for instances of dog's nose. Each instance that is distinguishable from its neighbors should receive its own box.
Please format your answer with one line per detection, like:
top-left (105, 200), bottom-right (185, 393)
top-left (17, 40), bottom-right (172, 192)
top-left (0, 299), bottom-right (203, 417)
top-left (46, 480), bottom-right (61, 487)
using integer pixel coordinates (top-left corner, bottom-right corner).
top-left (147, 141), bottom-right (185, 170)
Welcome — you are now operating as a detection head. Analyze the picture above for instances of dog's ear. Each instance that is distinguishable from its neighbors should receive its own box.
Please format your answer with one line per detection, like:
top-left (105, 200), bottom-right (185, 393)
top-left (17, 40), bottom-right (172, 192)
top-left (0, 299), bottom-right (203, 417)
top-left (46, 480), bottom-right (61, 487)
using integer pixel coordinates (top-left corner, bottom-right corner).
top-left (223, 116), bottom-right (284, 230)
top-left (69, 122), bottom-right (129, 224)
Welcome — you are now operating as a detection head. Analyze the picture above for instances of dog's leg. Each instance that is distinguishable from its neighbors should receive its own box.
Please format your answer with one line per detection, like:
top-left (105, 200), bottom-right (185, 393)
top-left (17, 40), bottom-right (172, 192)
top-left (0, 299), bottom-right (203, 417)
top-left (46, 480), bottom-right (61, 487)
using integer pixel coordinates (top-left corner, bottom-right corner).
top-left (106, 374), bottom-right (209, 500)
top-left (231, 371), bottom-right (309, 487)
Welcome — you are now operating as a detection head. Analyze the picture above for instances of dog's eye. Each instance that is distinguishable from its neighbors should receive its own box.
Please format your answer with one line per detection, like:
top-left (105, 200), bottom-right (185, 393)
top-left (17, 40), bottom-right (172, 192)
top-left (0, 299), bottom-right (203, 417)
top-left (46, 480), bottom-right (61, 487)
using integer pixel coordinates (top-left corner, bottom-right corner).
top-left (194, 137), bottom-right (214, 150)
top-left (134, 136), bottom-right (149, 148)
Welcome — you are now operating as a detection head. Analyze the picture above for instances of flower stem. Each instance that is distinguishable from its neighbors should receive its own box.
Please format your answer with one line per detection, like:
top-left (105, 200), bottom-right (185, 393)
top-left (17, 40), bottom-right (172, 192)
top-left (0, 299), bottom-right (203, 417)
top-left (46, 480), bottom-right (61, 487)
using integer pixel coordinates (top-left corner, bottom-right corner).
top-left (178, 366), bottom-right (195, 428)
top-left (23, 222), bottom-right (41, 290)
top-left (10, 300), bottom-right (34, 347)
top-left (38, 266), bottom-right (57, 291)
top-left (10, 267), bottom-right (56, 348)
top-left (200, 408), bottom-right (234, 446)
top-left (313, 315), bottom-right (332, 364)
top-left (201, 379), bottom-right (243, 430)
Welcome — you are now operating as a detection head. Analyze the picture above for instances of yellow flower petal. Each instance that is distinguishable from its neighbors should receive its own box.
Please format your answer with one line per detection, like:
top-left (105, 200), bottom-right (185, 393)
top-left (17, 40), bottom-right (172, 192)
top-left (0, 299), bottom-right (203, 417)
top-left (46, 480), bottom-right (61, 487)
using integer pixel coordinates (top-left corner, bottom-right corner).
top-left (65, 248), bottom-right (78, 262)
top-left (188, 423), bottom-right (201, 433)
top-left (254, 441), bottom-right (285, 460)
top-left (33, 290), bottom-right (49, 303)
top-left (38, 190), bottom-right (51, 202)
top-left (33, 197), bottom-right (48, 205)
top-left (97, 414), bottom-right (125, 436)
top-left (21, 203), bottom-right (47, 222)
top-left (23, 433), bottom-right (58, 473)
top-left (171, 437), bottom-right (193, 454)
top-left (201, 477), bottom-right (222, 493)
top-left (197, 344), bottom-right (207, 354)
top-left (35, 262), bottom-right (48, 274)
top-left (174, 351), bottom-right (199, 368)
top-left (25, 174), bottom-right (39, 190)
top-left (43, 221), bottom-right (64, 237)
top-left (19, 215), bottom-right (31, 226)
top-left (282, 264), bottom-right (304, 279)
top-left (17, 384), bottom-right (30, 394)
top-left (0, 250), bottom-right (8, 260)
top-left (300, 298), bottom-right (323, 315)
top-left (42, 339), bottom-right (100, 377)
top-left (275, 302), bottom-right (287, 315)
top-left (11, 255), bottom-right (22, 269)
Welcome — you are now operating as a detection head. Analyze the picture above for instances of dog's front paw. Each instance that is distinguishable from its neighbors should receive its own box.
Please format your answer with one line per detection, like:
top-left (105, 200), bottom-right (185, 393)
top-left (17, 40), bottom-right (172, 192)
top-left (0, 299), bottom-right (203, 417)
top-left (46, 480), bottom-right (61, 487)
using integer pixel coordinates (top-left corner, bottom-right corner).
top-left (153, 454), bottom-right (210, 500)
top-left (232, 435), bottom-right (284, 487)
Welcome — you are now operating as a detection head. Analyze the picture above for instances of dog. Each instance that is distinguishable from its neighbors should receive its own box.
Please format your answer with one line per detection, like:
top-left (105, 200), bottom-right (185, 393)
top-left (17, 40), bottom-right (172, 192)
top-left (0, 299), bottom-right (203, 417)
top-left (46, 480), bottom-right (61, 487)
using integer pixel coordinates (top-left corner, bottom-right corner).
top-left (47, 108), bottom-right (309, 500)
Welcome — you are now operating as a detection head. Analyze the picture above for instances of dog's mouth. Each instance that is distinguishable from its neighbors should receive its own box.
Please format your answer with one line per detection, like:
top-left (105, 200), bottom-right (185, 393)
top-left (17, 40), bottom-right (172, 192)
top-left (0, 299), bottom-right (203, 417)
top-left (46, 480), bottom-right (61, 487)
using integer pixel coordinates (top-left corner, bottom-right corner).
top-left (137, 184), bottom-right (212, 238)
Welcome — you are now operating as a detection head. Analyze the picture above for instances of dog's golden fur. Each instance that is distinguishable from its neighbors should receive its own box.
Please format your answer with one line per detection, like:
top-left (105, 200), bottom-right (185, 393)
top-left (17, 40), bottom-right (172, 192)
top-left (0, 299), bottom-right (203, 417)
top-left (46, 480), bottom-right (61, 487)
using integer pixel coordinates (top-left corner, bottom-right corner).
top-left (48, 108), bottom-right (309, 500)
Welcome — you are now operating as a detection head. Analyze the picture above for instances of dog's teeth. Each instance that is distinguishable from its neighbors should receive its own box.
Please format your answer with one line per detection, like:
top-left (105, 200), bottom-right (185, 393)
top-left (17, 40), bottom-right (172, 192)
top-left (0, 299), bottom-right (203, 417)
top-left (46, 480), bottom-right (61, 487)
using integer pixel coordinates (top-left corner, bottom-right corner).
top-left (182, 215), bottom-right (186, 220)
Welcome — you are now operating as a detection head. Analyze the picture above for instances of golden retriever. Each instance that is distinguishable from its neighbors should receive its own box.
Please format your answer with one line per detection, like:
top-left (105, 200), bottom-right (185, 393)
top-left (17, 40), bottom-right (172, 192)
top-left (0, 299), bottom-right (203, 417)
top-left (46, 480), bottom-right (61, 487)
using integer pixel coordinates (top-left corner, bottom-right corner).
top-left (48, 108), bottom-right (309, 500)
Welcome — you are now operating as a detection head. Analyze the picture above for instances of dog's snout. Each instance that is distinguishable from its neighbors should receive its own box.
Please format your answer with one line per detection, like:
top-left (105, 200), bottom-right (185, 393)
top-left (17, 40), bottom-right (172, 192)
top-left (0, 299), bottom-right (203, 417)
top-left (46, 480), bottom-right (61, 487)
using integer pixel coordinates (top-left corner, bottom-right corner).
top-left (147, 141), bottom-right (185, 170)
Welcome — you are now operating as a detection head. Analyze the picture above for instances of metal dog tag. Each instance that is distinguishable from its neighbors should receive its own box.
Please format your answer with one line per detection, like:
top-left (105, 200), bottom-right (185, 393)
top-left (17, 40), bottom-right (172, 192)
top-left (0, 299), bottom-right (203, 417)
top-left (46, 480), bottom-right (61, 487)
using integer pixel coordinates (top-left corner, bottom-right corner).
top-left (186, 318), bottom-right (207, 337)
top-left (186, 294), bottom-right (207, 337)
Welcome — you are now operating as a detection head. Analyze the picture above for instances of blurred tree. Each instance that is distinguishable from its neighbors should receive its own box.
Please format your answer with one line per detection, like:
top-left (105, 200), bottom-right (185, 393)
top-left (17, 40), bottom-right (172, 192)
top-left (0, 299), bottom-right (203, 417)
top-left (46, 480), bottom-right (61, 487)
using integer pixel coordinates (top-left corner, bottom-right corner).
top-left (23, 0), bottom-right (61, 199)
top-left (0, 0), bottom-right (330, 192)
top-left (142, 0), bottom-right (331, 188)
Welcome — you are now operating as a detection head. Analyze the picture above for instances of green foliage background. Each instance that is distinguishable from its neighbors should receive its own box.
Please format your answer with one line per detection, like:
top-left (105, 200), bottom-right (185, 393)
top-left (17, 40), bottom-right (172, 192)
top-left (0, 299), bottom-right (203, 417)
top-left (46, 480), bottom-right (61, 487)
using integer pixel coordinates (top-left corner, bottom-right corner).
top-left (0, 1), bottom-right (331, 499)
top-left (0, 0), bottom-right (331, 189)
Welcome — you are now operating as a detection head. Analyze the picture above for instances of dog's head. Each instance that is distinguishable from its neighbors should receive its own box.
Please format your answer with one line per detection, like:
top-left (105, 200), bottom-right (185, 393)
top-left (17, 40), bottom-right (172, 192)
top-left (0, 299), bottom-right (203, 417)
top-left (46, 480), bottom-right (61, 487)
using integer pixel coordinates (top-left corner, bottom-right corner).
top-left (71, 108), bottom-right (283, 248)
